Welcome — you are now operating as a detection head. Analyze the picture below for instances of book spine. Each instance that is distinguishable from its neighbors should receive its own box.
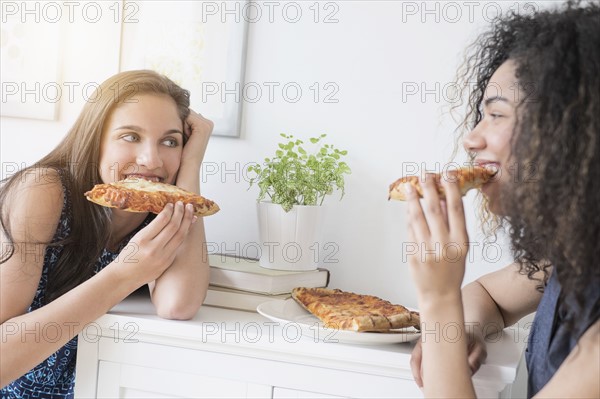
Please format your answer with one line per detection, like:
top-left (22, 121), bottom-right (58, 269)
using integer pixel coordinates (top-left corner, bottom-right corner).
top-left (204, 289), bottom-right (289, 312)
top-left (209, 268), bottom-right (330, 295)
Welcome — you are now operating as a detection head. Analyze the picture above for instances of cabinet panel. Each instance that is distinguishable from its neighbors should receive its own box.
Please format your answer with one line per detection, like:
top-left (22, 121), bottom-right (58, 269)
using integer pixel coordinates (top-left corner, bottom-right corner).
top-left (273, 387), bottom-right (344, 398)
top-left (96, 361), bottom-right (270, 398)
top-left (97, 361), bottom-right (121, 398)
top-left (120, 388), bottom-right (178, 399)
top-left (95, 338), bottom-right (405, 397)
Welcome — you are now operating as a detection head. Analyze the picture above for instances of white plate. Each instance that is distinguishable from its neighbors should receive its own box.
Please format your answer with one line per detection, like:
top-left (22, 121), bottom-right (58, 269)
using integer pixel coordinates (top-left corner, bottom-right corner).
top-left (257, 299), bottom-right (421, 345)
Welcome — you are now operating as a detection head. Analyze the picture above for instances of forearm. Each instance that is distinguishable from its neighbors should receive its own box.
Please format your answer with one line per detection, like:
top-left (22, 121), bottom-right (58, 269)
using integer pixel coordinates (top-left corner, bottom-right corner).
top-left (419, 293), bottom-right (477, 399)
top-left (149, 219), bottom-right (209, 320)
top-left (0, 264), bottom-right (137, 387)
top-left (462, 280), bottom-right (506, 338)
top-left (150, 164), bottom-right (209, 319)
top-left (147, 109), bottom-right (214, 317)
top-left (176, 160), bottom-right (201, 194)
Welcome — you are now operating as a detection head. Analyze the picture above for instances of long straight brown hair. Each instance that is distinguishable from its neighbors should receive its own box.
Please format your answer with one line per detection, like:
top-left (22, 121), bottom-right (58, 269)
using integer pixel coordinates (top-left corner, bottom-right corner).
top-left (0, 70), bottom-right (191, 303)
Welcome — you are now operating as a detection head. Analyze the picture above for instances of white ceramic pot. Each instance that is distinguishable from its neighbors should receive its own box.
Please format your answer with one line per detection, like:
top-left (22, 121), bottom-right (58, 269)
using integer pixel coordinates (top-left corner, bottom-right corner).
top-left (257, 201), bottom-right (325, 271)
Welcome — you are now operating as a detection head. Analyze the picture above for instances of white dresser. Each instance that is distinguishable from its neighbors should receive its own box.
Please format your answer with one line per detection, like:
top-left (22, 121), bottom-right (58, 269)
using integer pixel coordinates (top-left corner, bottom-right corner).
top-left (75, 296), bottom-right (528, 398)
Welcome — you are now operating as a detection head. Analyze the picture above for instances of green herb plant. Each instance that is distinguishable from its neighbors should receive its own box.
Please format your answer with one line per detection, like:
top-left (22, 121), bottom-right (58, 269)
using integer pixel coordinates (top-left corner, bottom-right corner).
top-left (248, 134), bottom-right (351, 212)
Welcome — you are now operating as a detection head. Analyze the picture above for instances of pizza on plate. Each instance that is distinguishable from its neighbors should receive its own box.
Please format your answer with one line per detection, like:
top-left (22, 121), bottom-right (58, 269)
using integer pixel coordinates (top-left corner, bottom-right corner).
top-left (85, 178), bottom-right (220, 217)
top-left (388, 166), bottom-right (497, 201)
top-left (291, 287), bottom-right (420, 332)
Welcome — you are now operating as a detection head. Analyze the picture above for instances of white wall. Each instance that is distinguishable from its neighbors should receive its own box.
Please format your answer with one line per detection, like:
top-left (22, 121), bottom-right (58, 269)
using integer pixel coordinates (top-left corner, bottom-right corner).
top-left (1, 1), bottom-right (537, 309)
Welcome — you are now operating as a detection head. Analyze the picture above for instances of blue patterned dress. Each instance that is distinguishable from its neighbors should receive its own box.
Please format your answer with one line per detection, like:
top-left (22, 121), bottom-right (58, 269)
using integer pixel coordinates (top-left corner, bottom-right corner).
top-left (1, 175), bottom-right (151, 399)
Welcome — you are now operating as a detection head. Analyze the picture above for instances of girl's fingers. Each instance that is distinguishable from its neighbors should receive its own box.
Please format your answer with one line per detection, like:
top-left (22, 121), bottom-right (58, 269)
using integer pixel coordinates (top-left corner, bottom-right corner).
top-left (439, 200), bottom-right (449, 230)
top-left (139, 203), bottom-right (174, 239)
top-left (154, 201), bottom-right (186, 244)
top-left (164, 203), bottom-right (195, 253)
top-left (420, 173), bottom-right (448, 236)
top-left (184, 121), bottom-right (192, 141)
top-left (410, 341), bottom-right (424, 388)
top-left (406, 222), bottom-right (421, 272)
top-left (406, 217), bottom-right (416, 244)
top-left (405, 183), bottom-right (430, 240)
top-left (441, 174), bottom-right (467, 238)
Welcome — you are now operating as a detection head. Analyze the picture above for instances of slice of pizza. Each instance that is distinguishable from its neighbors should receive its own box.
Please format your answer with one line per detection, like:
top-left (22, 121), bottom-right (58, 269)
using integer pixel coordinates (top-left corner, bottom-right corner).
top-left (292, 287), bottom-right (420, 332)
top-left (388, 166), bottom-right (497, 201)
top-left (85, 178), bottom-right (220, 217)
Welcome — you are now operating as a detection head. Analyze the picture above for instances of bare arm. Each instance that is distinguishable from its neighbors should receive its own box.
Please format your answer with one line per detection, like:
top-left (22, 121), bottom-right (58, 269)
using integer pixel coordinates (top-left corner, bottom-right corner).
top-left (1, 171), bottom-right (64, 325)
top-left (148, 110), bottom-right (213, 319)
top-left (406, 176), bottom-right (548, 397)
top-left (411, 261), bottom-right (546, 388)
top-left (1, 170), bottom-right (195, 386)
top-left (1, 256), bottom-right (141, 387)
top-left (463, 262), bottom-right (546, 337)
top-left (147, 186), bottom-right (210, 320)
top-left (406, 175), bottom-right (476, 398)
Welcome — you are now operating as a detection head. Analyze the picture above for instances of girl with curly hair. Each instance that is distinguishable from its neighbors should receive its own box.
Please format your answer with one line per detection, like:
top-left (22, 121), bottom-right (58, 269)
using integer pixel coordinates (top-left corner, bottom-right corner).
top-left (408, 1), bottom-right (599, 397)
top-left (0, 70), bottom-right (213, 398)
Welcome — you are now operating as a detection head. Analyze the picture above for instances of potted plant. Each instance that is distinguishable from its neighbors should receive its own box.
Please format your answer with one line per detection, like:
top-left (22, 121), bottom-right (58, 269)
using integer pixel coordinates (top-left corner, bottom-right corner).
top-left (248, 134), bottom-right (351, 270)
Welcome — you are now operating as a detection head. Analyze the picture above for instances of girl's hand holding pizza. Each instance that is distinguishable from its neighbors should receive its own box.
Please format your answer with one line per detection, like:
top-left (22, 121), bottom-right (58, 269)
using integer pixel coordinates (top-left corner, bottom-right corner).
top-left (405, 173), bottom-right (469, 301)
top-left (118, 201), bottom-right (196, 286)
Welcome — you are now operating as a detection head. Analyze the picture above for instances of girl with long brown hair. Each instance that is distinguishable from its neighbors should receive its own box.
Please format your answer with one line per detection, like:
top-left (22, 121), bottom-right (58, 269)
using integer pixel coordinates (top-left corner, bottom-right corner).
top-left (0, 70), bottom-right (213, 398)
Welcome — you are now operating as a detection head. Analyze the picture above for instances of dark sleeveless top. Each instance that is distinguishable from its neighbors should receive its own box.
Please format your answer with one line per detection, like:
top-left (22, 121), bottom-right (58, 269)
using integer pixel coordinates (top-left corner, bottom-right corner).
top-left (525, 271), bottom-right (600, 397)
top-left (1, 173), bottom-right (151, 399)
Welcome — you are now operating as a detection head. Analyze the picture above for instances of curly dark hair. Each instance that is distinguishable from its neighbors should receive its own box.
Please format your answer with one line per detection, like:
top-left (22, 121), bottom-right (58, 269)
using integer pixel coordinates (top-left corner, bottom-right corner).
top-left (455, 0), bottom-right (599, 322)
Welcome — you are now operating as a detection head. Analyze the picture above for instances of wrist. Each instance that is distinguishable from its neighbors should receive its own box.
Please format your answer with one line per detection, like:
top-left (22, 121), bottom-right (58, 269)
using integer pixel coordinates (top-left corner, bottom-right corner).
top-left (417, 292), bottom-right (465, 327)
top-left (418, 291), bottom-right (463, 312)
top-left (176, 164), bottom-right (201, 193)
top-left (179, 158), bottom-right (202, 174)
top-left (105, 261), bottom-right (144, 295)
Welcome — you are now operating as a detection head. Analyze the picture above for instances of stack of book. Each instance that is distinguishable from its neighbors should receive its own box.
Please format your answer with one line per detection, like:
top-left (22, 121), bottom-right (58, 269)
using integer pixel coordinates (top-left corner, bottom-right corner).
top-left (204, 254), bottom-right (330, 312)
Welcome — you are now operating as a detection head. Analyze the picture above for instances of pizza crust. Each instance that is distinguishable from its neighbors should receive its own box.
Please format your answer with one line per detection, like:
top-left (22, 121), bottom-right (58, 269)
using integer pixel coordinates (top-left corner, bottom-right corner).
top-left (85, 178), bottom-right (220, 217)
top-left (292, 287), bottom-right (420, 332)
top-left (388, 166), bottom-right (496, 201)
